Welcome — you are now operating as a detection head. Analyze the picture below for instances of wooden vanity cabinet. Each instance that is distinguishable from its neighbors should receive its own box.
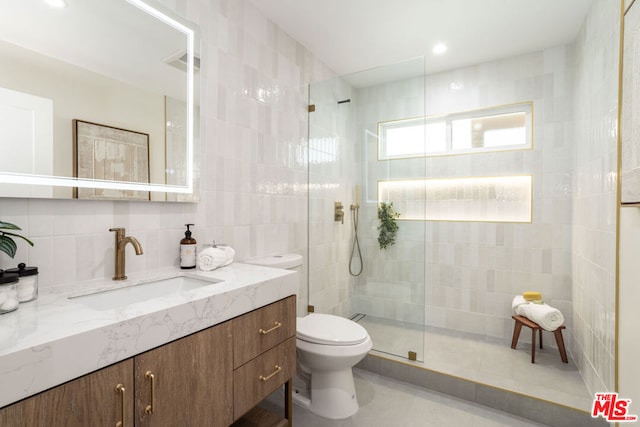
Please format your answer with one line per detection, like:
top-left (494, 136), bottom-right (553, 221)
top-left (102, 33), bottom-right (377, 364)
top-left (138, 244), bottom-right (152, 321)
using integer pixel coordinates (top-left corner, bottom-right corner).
top-left (135, 321), bottom-right (233, 427)
top-left (0, 295), bottom-right (295, 426)
top-left (0, 359), bottom-right (134, 427)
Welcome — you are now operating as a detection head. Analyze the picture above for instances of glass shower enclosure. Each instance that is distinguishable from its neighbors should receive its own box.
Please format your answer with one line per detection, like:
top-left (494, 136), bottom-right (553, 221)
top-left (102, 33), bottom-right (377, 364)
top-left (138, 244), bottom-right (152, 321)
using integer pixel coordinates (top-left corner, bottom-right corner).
top-left (307, 57), bottom-right (427, 361)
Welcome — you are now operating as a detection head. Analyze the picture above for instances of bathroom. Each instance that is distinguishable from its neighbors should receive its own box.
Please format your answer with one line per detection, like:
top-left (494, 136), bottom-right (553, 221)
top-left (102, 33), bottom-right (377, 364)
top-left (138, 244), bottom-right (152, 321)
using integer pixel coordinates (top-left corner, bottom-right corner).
top-left (0, 0), bottom-right (639, 426)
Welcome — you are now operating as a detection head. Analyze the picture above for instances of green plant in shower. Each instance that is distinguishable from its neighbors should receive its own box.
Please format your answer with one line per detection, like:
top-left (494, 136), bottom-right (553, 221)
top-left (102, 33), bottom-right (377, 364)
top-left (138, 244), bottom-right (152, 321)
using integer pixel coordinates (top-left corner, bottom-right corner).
top-left (377, 202), bottom-right (400, 250)
top-left (0, 221), bottom-right (33, 259)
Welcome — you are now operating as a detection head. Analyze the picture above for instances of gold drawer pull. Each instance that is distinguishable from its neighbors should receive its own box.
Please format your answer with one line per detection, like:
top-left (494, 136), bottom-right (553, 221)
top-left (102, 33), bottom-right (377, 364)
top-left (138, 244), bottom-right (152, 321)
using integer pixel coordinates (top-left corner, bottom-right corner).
top-left (259, 365), bottom-right (282, 382)
top-left (145, 371), bottom-right (155, 414)
top-left (259, 321), bottom-right (282, 335)
top-left (115, 384), bottom-right (125, 427)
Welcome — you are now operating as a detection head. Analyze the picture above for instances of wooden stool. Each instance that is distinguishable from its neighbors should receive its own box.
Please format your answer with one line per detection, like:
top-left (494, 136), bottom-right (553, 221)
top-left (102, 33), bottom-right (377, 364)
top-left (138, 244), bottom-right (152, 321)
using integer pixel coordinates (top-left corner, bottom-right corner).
top-left (510, 315), bottom-right (568, 364)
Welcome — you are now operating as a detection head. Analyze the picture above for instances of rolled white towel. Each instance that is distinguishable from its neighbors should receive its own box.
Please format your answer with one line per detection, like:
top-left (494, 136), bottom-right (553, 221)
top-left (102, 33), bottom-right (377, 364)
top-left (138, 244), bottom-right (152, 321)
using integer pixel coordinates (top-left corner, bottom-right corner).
top-left (197, 247), bottom-right (229, 271)
top-left (221, 246), bottom-right (235, 267)
top-left (511, 295), bottom-right (528, 315)
top-left (520, 302), bottom-right (565, 331)
top-left (512, 295), bottom-right (564, 331)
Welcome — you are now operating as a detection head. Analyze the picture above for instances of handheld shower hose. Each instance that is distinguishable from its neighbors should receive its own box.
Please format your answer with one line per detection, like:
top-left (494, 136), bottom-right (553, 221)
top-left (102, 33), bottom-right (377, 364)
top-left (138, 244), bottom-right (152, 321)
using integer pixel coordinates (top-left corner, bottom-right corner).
top-left (349, 204), bottom-right (363, 276)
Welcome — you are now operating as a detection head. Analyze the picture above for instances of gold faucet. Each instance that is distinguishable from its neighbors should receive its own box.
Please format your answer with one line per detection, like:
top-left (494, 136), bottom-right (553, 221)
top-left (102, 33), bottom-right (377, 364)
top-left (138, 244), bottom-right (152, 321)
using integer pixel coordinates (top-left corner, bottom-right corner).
top-left (109, 228), bottom-right (143, 280)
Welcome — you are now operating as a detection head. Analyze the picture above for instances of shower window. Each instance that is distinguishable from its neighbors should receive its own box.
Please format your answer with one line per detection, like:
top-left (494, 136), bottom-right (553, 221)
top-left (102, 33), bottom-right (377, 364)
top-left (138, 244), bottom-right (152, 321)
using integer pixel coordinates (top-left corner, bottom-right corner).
top-left (378, 102), bottom-right (532, 160)
top-left (379, 118), bottom-right (447, 158)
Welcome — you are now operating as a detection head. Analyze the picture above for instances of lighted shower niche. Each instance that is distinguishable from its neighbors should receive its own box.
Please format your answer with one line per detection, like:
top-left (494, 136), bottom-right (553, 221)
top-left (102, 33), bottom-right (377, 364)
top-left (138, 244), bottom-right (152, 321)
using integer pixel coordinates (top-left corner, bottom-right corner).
top-left (378, 175), bottom-right (532, 223)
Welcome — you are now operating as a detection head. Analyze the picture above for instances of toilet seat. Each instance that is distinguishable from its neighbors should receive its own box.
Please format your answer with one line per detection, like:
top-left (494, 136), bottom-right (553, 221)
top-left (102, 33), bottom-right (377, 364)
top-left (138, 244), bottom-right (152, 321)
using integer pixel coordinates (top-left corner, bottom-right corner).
top-left (297, 313), bottom-right (368, 346)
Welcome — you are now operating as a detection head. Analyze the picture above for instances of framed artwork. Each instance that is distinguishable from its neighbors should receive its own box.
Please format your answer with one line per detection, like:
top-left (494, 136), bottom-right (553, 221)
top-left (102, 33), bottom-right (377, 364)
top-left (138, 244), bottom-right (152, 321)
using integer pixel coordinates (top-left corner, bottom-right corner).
top-left (73, 119), bottom-right (150, 200)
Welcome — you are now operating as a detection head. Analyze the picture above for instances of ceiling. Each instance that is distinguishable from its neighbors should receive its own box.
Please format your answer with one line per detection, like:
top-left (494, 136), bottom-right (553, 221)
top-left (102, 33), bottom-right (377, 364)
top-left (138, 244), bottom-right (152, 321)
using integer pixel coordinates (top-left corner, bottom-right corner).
top-left (248, 0), bottom-right (596, 78)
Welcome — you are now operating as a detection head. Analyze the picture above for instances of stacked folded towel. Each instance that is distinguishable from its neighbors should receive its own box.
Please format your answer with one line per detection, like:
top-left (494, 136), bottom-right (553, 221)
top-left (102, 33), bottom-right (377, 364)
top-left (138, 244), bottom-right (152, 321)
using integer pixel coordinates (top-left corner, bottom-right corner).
top-left (197, 246), bottom-right (235, 271)
top-left (511, 295), bottom-right (564, 331)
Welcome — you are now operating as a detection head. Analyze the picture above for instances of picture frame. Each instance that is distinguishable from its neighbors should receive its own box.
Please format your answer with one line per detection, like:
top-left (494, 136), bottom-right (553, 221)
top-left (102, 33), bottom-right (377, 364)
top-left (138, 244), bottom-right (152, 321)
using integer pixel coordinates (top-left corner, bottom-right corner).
top-left (73, 119), bottom-right (150, 200)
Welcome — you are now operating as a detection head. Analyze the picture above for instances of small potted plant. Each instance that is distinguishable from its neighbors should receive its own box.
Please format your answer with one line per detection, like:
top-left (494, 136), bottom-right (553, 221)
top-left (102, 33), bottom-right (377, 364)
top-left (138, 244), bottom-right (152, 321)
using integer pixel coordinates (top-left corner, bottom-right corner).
top-left (0, 221), bottom-right (34, 259)
top-left (377, 202), bottom-right (400, 250)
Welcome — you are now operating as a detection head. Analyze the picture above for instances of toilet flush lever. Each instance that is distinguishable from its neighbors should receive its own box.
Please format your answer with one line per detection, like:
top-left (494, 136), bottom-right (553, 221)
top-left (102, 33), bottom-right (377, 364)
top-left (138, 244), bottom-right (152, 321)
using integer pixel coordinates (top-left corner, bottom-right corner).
top-left (335, 202), bottom-right (344, 224)
top-left (259, 321), bottom-right (282, 335)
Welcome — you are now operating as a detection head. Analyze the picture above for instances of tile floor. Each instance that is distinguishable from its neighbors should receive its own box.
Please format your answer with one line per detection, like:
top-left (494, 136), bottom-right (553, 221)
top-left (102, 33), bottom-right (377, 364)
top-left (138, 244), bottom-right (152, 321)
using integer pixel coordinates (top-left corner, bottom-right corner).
top-left (263, 369), bottom-right (550, 426)
top-left (355, 315), bottom-right (592, 411)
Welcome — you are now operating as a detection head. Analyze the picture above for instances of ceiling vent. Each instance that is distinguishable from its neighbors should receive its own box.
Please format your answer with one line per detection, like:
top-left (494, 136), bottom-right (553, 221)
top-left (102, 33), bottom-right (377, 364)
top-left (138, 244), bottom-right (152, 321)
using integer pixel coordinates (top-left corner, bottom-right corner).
top-left (164, 51), bottom-right (200, 72)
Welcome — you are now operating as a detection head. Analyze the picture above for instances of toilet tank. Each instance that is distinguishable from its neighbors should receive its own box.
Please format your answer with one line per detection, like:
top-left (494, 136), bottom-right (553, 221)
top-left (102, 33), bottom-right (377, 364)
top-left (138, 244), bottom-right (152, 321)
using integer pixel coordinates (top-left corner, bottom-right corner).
top-left (244, 254), bottom-right (303, 270)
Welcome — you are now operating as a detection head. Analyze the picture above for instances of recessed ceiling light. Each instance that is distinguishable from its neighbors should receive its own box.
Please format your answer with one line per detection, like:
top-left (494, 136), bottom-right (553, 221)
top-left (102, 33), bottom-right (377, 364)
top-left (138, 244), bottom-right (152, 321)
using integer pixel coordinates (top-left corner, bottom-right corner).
top-left (432, 43), bottom-right (447, 55)
top-left (43, 0), bottom-right (68, 8)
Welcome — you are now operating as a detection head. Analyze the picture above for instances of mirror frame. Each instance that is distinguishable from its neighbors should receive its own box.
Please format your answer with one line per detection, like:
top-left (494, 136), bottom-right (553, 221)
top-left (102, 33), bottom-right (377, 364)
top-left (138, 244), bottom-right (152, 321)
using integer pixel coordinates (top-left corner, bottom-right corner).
top-left (0, 0), bottom-right (195, 196)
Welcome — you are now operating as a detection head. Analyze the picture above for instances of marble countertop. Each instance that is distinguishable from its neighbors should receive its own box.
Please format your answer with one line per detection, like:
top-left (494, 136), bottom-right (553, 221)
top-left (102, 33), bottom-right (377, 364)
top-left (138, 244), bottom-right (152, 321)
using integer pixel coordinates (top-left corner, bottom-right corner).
top-left (0, 263), bottom-right (298, 408)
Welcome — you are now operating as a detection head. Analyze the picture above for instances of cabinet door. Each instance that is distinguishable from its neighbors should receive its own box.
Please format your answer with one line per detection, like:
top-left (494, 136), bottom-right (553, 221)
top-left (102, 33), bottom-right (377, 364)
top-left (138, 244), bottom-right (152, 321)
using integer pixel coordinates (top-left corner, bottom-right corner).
top-left (0, 359), bottom-right (134, 427)
top-left (134, 322), bottom-right (233, 427)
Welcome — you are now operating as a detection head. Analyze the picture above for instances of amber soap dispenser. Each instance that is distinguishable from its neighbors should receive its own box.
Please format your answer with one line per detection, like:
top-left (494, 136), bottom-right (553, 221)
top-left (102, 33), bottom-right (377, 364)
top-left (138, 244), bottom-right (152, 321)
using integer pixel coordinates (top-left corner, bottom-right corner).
top-left (180, 224), bottom-right (197, 269)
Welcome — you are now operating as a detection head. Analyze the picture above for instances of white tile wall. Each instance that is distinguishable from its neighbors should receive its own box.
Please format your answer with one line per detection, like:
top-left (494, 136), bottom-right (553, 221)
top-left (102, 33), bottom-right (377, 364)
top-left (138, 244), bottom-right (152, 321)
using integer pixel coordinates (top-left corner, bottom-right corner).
top-left (571, 0), bottom-right (619, 395)
top-left (420, 49), bottom-right (574, 340)
top-left (0, 0), bottom-right (334, 319)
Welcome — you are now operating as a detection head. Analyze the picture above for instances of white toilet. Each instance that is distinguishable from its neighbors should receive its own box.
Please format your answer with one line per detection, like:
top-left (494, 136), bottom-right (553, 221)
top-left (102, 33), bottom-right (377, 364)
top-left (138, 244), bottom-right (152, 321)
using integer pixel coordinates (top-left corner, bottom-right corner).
top-left (295, 312), bottom-right (372, 419)
top-left (245, 254), bottom-right (373, 420)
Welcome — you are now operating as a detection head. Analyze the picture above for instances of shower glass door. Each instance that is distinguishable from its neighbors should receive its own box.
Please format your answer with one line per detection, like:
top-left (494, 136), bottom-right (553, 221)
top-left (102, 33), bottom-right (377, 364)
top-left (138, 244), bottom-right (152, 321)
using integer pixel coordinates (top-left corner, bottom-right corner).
top-left (307, 57), bottom-right (426, 361)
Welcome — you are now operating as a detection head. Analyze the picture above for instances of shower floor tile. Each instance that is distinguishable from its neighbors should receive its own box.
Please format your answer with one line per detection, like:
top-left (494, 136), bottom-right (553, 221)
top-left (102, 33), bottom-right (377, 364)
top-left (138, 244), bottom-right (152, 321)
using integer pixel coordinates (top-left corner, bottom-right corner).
top-left (355, 314), bottom-right (593, 411)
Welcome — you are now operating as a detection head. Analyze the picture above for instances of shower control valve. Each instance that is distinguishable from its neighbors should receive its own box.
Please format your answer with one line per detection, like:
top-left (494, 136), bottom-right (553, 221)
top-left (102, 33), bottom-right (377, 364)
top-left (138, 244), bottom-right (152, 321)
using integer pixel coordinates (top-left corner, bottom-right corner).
top-left (334, 202), bottom-right (345, 224)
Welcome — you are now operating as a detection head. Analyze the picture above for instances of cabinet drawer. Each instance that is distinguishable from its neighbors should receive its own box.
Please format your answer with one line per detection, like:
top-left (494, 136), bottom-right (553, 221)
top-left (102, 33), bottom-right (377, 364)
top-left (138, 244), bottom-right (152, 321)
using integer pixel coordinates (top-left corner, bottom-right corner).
top-left (232, 296), bottom-right (296, 368)
top-left (233, 336), bottom-right (296, 421)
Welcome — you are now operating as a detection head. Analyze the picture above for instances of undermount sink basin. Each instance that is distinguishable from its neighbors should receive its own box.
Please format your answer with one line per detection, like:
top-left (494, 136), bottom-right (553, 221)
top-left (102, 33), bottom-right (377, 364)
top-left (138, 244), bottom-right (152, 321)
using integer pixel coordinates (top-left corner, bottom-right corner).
top-left (68, 276), bottom-right (221, 311)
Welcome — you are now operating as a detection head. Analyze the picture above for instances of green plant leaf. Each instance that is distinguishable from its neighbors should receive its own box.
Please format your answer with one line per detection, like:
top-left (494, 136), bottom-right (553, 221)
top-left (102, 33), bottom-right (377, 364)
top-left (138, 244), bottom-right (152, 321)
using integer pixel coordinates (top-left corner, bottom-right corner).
top-left (0, 221), bottom-right (22, 231)
top-left (377, 201), bottom-right (400, 250)
top-left (0, 235), bottom-right (18, 258)
top-left (0, 220), bottom-right (33, 258)
top-left (1, 231), bottom-right (34, 247)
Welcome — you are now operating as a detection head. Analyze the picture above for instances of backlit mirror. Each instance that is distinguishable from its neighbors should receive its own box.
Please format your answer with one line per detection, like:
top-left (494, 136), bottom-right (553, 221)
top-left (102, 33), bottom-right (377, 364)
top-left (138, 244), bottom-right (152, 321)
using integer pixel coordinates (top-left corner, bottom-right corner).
top-left (0, 0), bottom-right (199, 201)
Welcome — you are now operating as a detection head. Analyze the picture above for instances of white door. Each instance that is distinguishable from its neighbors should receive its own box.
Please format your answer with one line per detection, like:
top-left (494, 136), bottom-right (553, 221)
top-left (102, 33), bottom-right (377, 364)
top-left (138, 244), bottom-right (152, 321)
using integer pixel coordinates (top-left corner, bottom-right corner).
top-left (0, 86), bottom-right (53, 197)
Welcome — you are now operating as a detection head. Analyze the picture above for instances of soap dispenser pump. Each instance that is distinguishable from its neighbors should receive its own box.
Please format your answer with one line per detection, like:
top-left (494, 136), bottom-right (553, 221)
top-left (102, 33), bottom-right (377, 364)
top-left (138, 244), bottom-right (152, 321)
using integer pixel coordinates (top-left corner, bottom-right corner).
top-left (180, 224), bottom-right (197, 269)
